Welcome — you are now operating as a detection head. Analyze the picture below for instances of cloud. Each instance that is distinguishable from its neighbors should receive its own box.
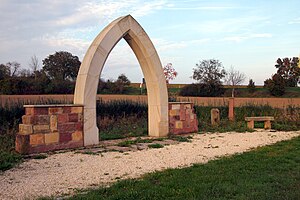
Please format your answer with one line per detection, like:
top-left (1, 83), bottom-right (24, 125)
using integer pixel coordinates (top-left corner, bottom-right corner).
top-left (222, 33), bottom-right (272, 42)
top-left (288, 17), bottom-right (300, 24)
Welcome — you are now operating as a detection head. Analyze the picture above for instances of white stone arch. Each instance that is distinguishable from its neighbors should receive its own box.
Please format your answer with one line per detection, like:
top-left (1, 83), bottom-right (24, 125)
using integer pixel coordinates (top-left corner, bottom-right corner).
top-left (74, 15), bottom-right (169, 146)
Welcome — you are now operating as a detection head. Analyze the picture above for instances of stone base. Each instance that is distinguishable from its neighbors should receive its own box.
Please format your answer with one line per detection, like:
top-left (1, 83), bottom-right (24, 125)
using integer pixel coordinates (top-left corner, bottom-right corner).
top-left (169, 102), bottom-right (198, 135)
top-left (16, 105), bottom-right (84, 154)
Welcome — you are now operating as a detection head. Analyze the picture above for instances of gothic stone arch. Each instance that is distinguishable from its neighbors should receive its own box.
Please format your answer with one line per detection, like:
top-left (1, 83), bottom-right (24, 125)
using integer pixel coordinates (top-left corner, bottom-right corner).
top-left (74, 15), bottom-right (169, 146)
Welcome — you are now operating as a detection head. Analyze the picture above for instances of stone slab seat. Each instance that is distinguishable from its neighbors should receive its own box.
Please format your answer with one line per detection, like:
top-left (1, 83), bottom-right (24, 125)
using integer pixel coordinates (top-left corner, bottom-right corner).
top-left (245, 116), bottom-right (274, 129)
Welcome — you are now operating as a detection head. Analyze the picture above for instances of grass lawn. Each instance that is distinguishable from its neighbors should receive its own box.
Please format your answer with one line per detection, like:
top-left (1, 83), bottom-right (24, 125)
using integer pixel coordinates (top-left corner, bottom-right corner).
top-left (63, 136), bottom-right (300, 200)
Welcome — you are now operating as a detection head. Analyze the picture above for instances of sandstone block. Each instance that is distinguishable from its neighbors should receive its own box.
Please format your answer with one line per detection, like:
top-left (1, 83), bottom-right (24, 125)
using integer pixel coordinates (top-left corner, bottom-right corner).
top-left (71, 107), bottom-right (83, 114)
top-left (57, 114), bottom-right (69, 123)
top-left (35, 115), bottom-right (50, 125)
top-left (72, 131), bottom-right (83, 141)
top-left (45, 132), bottom-right (59, 144)
top-left (49, 107), bottom-right (63, 114)
top-left (175, 121), bottom-right (183, 129)
top-left (171, 104), bottom-right (180, 110)
top-left (22, 115), bottom-right (34, 124)
top-left (62, 107), bottom-right (72, 113)
top-left (15, 134), bottom-right (30, 154)
top-left (68, 113), bottom-right (79, 122)
top-left (19, 124), bottom-right (33, 135)
top-left (50, 115), bottom-right (58, 132)
top-left (59, 132), bottom-right (72, 143)
top-left (169, 109), bottom-right (179, 116)
top-left (58, 123), bottom-right (77, 133)
top-left (33, 125), bottom-right (50, 133)
top-left (30, 134), bottom-right (44, 146)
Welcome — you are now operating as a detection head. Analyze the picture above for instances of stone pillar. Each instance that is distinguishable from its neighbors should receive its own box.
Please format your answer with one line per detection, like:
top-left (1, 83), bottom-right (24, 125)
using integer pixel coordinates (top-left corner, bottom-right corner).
top-left (228, 97), bottom-right (234, 121)
top-left (169, 102), bottom-right (198, 135)
top-left (211, 108), bottom-right (220, 126)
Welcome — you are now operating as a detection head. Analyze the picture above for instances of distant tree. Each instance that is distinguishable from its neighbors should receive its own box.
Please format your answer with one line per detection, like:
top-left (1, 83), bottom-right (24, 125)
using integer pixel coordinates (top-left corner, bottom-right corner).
top-left (179, 83), bottom-right (224, 97)
top-left (247, 79), bottom-right (256, 93)
top-left (116, 74), bottom-right (131, 86)
top-left (190, 59), bottom-right (226, 97)
top-left (6, 62), bottom-right (21, 77)
top-left (0, 64), bottom-right (10, 80)
top-left (42, 51), bottom-right (81, 81)
top-left (163, 63), bottom-right (178, 83)
top-left (224, 66), bottom-right (246, 97)
top-left (275, 57), bottom-right (300, 87)
top-left (192, 59), bottom-right (226, 85)
top-left (264, 74), bottom-right (285, 96)
top-left (29, 55), bottom-right (40, 72)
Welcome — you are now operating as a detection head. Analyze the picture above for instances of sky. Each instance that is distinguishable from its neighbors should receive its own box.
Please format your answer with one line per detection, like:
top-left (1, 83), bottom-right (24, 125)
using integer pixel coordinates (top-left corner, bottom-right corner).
top-left (0, 0), bottom-right (299, 85)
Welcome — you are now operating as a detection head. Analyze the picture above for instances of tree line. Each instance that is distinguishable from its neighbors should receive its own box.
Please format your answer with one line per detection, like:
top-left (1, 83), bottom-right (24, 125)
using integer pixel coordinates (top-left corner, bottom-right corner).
top-left (0, 51), bottom-right (131, 95)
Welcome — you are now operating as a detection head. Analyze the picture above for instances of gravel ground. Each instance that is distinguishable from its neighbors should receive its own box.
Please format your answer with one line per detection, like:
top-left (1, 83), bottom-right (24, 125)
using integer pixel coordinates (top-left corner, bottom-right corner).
top-left (1, 131), bottom-right (299, 200)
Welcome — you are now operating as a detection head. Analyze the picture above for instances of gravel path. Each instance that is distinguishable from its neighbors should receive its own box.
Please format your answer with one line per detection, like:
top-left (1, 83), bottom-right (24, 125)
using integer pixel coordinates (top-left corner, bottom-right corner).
top-left (1, 131), bottom-right (299, 200)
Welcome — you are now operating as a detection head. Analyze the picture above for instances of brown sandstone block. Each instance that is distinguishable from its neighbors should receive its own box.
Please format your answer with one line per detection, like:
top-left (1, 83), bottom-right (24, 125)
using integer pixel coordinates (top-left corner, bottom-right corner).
top-left (180, 110), bottom-right (186, 120)
top-left (68, 113), bottom-right (79, 122)
top-left (19, 124), bottom-right (33, 135)
top-left (57, 114), bottom-right (69, 123)
top-left (62, 107), bottom-right (72, 113)
top-left (72, 131), bottom-right (83, 141)
top-left (169, 109), bottom-right (179, 116)
top-left (49, 107), bottom-right (63, 114)
top-left (35, 115), bottom-right (50, 125)
top-left (25, 107), bottom-right (48, 115)
top-left (76, 122), bottom-right (83, 131)
top-left (184, 104), bottom-right (191, 109)
top-left (30, 134), bottom-right (44, 146)
top-left (50, 115), bottom-right (58, 132)
top-left (15, 134), bottom-right (30, 154)
top-left (58, 123), bottom-right (77, 133)
top-left (59, 132), bottom-right (72, 143)
top-left (45, 132), bottom-right (59, 144)
top-left (171, 104), bottom-right (180, 110)
top-left (22, 115), bottom-right (34, 124)
top-left (71, 107), bottom-right (83, 114)
top-left (33, 125), bottom-right (50, 133)
top-left (175, 121), bottom-right (183, 129)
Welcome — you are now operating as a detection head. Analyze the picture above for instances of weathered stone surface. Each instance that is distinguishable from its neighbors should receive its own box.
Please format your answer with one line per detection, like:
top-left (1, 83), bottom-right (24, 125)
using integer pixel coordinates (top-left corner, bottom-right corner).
top-left (59, 132), bottom-right (73, 143)
top-left (33, 125), bottom-right (50, 133)
top-left (30, 134), bottom-right (44, 146)
top-left (68, 113), bottom-right (79, 122)
top-left (211, 108), bottom-right (220, 126)
top-left (49, 107), bottom-right (63, 114)
top-left (72, 131), bottom-right (83, 141)
top-left (19, 124), bottom-right (33, 135)
top-left (25, 107), bottom-right (48, 115)
top-left (45, 132), bottom-right (59, 144)
top-left (175, 121), bottom-right (183, 129)
top-left (50, 115), bottom-right (58, 132)
top-left (57, 114), bottom-right (69, 124)
top-left (15, 134), bottom-right (30, 154)
top-left (22, 115), bottom-right (34, 124)
top-left (71, 106), bottom-right (83, 114)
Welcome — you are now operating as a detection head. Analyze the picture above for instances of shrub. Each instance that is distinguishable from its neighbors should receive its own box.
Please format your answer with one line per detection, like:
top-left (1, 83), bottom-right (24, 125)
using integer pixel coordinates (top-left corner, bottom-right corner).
top-left (179, 83), bottom-right (224, 97)
top-left (264, 74), bottom-right (285, 96)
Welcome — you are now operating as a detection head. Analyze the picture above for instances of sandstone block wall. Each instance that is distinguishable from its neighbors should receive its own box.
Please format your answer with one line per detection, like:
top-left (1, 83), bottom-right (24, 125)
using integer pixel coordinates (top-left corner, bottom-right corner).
top-left (16, 105), bottom-right (84, 154)
top-left (169, 102), bottom-right (198, 135)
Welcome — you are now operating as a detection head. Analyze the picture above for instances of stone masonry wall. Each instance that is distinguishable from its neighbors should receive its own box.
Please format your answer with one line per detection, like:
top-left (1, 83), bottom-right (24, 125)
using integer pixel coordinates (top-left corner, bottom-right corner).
top-left (169, 102), bottom-right (198, 135)
top-left (16, 105), bottom-right (84, 154)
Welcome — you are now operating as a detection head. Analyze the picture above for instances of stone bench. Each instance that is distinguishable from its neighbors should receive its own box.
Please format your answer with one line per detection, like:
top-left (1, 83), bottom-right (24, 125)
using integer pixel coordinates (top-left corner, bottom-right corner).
top-left (245, 116), bottom-right (274, 129)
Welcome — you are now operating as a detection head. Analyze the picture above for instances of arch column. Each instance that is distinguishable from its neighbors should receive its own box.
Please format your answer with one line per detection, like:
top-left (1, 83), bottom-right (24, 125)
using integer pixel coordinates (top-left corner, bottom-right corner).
top-left (74, 15), bottom-right (169, 146)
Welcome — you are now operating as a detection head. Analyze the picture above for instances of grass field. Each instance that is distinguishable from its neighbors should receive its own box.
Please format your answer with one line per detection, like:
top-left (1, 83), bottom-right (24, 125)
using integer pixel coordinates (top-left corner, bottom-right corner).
top-left (61, 136), bottom-right (300, 200)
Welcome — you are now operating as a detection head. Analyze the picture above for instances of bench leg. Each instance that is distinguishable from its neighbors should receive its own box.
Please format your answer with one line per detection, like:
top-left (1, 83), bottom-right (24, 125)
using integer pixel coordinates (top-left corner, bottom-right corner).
top-left (264, 120), bottom-right (271, 129)
top-left (247, 120), bottom-right (254, 129)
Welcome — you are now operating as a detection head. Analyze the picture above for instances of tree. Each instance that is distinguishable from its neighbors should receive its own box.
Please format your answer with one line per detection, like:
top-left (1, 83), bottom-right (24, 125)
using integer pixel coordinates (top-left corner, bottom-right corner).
top-left (116, 74), bottom-right (131, 86)
top-left (247, 79), bottom-right (256, 93)
top-left (42, 51), bottom-right (81, 81)
top-left (275, 57), bottom-right (300, 87)
top-left (163, 63), bottom-right (178, 83)
top-left (264, 74), bottom-right (285, 96)
top-left (0, 64), bottom-right (10, 80)
top-left (192, 59), bottom-right (226, 85)
top-left (6, 62), bottom-right (21, 77)
top-left (224, 66), bottom-right (246, 97)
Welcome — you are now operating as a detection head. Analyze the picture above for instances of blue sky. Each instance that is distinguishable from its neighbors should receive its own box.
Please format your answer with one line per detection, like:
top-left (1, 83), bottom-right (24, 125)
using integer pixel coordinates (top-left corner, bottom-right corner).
top-left (0, 0), bottom-right (299, 85)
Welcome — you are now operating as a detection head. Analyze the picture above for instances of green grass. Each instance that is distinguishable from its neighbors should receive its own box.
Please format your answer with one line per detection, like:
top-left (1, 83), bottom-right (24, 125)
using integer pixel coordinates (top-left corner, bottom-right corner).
top-left (148, 143), bottom-right (164, 148)
top-left (62, 136), bottom-right (300, 200)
